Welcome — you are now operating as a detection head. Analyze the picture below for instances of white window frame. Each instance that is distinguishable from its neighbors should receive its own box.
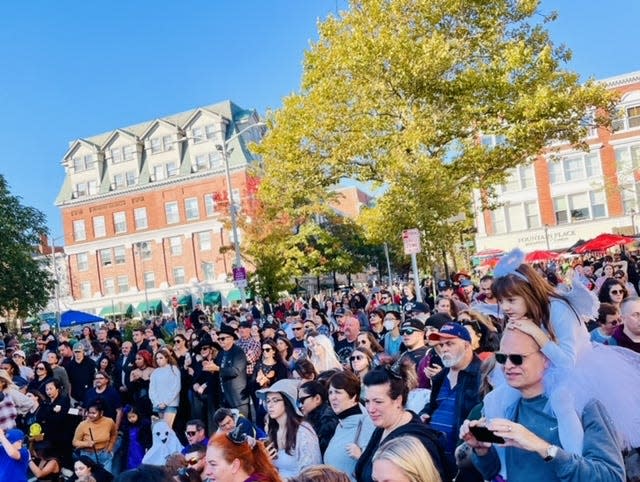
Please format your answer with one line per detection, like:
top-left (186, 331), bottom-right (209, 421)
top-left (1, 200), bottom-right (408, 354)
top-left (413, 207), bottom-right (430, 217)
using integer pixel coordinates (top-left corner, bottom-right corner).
top-left (113, 211), bottom-right (127, 234)
top-left (114, 245), bottom-right (126, 264)
top-left (80, 281), bottom-right (92, 299)
top-left (143, 272), bottom-right (155, 290)
top-left (104, 278), bottom-right (115, 296)
top-left (77, 252), bottom-right (89, 272)
top-left (73, 220), bottom-right (86, 241)
top-left (199, 231), bottom-right (212, 251)
top-left (173, 267), bottom-right (186, 285)
top-left (100, 248), bottom-right (113, 266)
top-left (185, 198), bottom-right (200, 221)
top-left (123, 145), bottom-right (136, 161)
top-left (204, 194), bottom-right (216, 216)
top-left (134, 207), bottom-right (148, 230)
top-left (165, 201), bottom-right (180, 224)
top-left (117, 275), bottom-right (129, 293)
top-left (93, 216), bottom-right (106, 238)
top-left (169, 236), bottom-right (183, 256)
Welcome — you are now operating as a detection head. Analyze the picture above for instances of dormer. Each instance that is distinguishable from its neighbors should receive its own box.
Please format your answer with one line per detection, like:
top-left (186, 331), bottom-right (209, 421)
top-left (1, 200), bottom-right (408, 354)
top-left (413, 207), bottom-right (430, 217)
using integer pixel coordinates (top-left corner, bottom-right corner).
top-left (62, 139), bottom-right (103, 199)
top-left (182, 109), bottom-right (228, 173)
top-left (101, 129), bottom-right (142, 167)
top-left (612, 91), bottom-right (640, 132)
top-left (141, 119), bottom-right (184, 182)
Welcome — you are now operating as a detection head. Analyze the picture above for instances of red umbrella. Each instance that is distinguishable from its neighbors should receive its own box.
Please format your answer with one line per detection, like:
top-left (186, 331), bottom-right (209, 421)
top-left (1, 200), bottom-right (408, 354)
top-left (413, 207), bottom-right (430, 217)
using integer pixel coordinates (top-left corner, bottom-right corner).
top-left (525, 250), bottom-right (560, 263)
top-left (574, 233), bottom-right (635, 254)
top-left (473, 248), bottom-right (504, 258)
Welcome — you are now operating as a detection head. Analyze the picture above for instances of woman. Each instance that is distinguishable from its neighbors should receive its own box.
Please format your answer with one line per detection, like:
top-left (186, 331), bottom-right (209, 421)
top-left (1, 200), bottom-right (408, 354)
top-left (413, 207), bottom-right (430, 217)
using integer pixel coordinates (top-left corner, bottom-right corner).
top-left (290, 465), bottom-right (351, 482)
top-left (106, 320), bottom-right (122, 344)
top-left (356, 332), bottom-right (385, 366)
top-left (69, 455), bottom-right (113, 482)
top-left (257, 379), bottom-right (322, 478)
top-left (0, 370), bottom-right (20, 430)
top-left (595, 263), bottom-right (616, 291)
top-left (614, 269), bottom-right (638, 296)
top-left (354, 364), bottom-right (449, 482)
top-left (1, 358), bottom-right (28, 389)
top-left (251, 338), bottom-right (288, 430)
top-left (172, 333), bottom-right (193, 440)
top-left (349, 347), bottom-right (374, 397)
top-left (297, 381), bottom-right (338, 457)
top-left (456, 310), bottom-right (500, 360)
top-left (323, 371), bottom-right (374, 481)
top-left (129, 349), bottom-right (155, 417)
top-left (79, 326), bottom-right (96, 356)
top-left (590, 302), bottom-right (619, 344)
top-left (598, 277), bottom-right (628, 309)
top-left (372, 435), bottom-right (442, 482)
top-left (381, 312), bottom-right (402, 358)
top-left (204, 430), bottom-right (283, 482)
top-left (27, 442), bottom-right (62, 482)
top-left (41, 379), bottom-right (71, 463)
top-left (149, 348), bottom-right (181, 427)
top-left (366, 310), bottom-right (387, 345)
top-left (434, 296), bottom-right (457, 319)
top-left (275, 337), bottom-right (294, 366)
top-left (24, 389), bottom-right (47, 431)
top-left (97, 354), bottom-right (115, 378)
top-left (72, 400), bottom-right (117, 474)
top-left (291, 359), bottom-right (317, 382)
top-left (28, 361), bottom-right (54, 396)
top-left (308, 334), bottom-right (342, 373)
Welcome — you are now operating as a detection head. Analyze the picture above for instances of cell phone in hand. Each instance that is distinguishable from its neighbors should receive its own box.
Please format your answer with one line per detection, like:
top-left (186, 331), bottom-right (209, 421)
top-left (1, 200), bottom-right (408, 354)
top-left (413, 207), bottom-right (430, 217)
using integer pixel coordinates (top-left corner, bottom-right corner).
top-left (469, 425), bottom-right (505, 444)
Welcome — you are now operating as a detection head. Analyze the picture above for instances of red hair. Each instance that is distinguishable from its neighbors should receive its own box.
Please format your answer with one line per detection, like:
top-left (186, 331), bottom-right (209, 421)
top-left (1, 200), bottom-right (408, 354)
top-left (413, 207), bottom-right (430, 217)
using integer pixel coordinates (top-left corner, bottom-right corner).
top-left (208, 433), bottom-right (282, 482)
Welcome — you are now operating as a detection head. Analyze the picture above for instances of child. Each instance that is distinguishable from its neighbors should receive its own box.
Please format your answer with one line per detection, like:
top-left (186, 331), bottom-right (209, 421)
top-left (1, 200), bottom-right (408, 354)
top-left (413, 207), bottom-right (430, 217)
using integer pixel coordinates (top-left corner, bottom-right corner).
top-left (120, 406), bottom-right (152, 470)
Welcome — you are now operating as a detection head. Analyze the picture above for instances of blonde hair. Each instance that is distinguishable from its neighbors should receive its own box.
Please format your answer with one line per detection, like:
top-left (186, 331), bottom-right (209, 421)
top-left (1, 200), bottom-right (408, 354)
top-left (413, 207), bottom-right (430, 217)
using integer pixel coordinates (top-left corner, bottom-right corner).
top-left (373, 436), bottom-right (442, 482)
top-left (310, 334), bottom-right (342, 372)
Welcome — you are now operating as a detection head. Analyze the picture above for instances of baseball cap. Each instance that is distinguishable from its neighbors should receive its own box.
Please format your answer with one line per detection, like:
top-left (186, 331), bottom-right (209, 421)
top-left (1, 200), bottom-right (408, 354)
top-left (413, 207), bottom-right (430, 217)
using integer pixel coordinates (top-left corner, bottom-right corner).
top-left (403, 302), bottom-right (430, 314)
top-left (5, 429), bottom-right (24, 444)
top-left (425, 313), bottom-right (452, 331)
top-left (400, 319), bottom-right (425, 332)
top-left (238, 320), bottom-right (252, 329)
top-left (460, 279), bottom-right (474, 288)
top-left (334, 308), bottom-right (346, 317)
top-left (437, 280), bottom-right (453, 291)
top-left (12, 350), bottom-right (26, 359)
top-left (428, 322), bottom-right (471, 343)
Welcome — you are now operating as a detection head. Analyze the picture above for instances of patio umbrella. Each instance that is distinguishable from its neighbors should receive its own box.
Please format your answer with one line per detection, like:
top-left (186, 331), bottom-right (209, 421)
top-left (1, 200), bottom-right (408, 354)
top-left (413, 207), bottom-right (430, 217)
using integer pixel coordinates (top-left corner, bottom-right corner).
top-left (473, 248), bottom-right (504, 258)
top-left (60, 310), bottom-right (106, 328)
top-left (574, 233), bottom-right (635, 254)
top-left (525, 250), bottom-right (560, 263)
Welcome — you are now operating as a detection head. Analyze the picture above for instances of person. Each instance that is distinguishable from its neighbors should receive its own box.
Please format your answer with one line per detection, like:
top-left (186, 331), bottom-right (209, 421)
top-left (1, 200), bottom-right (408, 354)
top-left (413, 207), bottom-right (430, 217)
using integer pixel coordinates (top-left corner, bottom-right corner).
top-left (291, 359), bottom-right (317, 382)
top-left (598, 278), bottom-right (628, 309)
top-left (204, 430), bottom-right (283, 482)
top-left (0, 428), bottom-right (28, 482)
top-left (381, 311), bottom-right (402, 358)
top-left (128, 349), bottom-right (154, 417)
top-left (183, 443), bottom-right (207, 481)
top-left (0, 371), bottom-right (18, 431)
top-left (189, 303), bottom-right (207, 332)
top-left (28, 441), bottom-right (62, 481)
top-left (70, 455), bottom-right (114, 482)
top-left (236, 321), bottom-right (262, 379)
top-left (372, 435), bottom-right (442, 482)
top-left (435, 296), bottom-right (458, 319)
top-left (290, 465), bottom-right (351, 482)
top-left (256, 379), bottom-right (322, 478)
top-left (334, 316), bottom-right (360, 365)
top-left (84, 370), bottom-right (123, 430)
top-left (349, 346), bottom-right (374, 395)
top-left (183, 419), bottom-right (208, 450)
top-left (12, 350), bottom-right (33, 382)
top-left (149, 348), bottom-right (181, 427)
top-left (487, 248), bottom-right (640, 451)
top-left (420, 322), bottom-right (482, 470)
top-left (215, 325), bottom-right (250, 419)
top-left (72, 400), bottom-right (117, 473)
top-left (275, 336), bottom-right (294, 367)
top-left (66, 343), bottom-right (97, 405)
top-left (212, 408), bottom-right (262, 440)
top-left (461, 328), bottom-right (625, 482)
top-left (609, 296), bottom-right (640, 352)
top-left (46, 351), bottom-right (71, 397)
top-left (366, 310), bottom-right (387, 346)
top-left (323, 371), bottom-right (375, 481)
top-left (113, 464), bottom-right (170, 482)
top-left (297, 380), bottom-right (338, 457)
top-left (354, 364), bottom-right (450, 482)
top-left (396, 319), bottom-right (428, 368)
top-left (308, 334), bottom-right (342, 372)
top-left (356, 332), bottom-right (386, 366)
top-left (41, 379), bottom-right (72, 463)
top-left (589, 302), bottom-right (620, 344)
top-left (119, 405), bottom-right (151, 471)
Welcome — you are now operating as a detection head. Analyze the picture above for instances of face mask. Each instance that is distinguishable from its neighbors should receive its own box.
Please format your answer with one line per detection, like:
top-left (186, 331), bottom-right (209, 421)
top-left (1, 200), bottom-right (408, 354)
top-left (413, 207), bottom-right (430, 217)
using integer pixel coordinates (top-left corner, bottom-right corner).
top-left (384, 320), bottom-right (396, 331)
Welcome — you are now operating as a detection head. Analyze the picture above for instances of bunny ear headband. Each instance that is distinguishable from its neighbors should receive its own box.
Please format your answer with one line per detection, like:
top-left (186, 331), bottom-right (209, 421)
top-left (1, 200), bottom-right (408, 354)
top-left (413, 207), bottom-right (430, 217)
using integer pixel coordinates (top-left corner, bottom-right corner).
top-left (494, 248), bottom-right (528, 282)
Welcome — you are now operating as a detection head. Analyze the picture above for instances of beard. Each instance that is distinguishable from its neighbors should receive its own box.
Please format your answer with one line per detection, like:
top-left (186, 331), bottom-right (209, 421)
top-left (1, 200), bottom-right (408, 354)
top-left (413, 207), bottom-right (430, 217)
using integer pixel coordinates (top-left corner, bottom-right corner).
top-left (441, 351), bottom-right (465, 368)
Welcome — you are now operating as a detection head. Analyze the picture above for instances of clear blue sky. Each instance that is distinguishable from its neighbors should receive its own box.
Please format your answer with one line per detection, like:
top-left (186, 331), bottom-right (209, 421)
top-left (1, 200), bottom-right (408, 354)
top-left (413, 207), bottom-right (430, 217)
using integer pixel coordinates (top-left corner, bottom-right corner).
top-left (0, 0), bottom-right (638, 239)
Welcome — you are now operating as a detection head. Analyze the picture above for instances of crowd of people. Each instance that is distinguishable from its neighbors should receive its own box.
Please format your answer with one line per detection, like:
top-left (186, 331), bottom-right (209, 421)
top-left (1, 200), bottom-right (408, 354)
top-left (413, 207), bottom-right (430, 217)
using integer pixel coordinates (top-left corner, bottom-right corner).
top-left (0, 248), bottom-right (638, 481)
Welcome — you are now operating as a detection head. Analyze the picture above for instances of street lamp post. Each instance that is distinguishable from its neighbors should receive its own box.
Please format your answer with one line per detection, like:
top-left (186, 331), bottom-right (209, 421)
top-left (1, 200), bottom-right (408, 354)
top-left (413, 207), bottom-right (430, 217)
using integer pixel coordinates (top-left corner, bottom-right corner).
top-left (49, 235), bottom-right (65, 333)
top-left (135, 242), bottom-right (150, 317)
top-left (544, 224), bottom-right (550, 250)
top-left (629, 210), bottom-right (637, 235)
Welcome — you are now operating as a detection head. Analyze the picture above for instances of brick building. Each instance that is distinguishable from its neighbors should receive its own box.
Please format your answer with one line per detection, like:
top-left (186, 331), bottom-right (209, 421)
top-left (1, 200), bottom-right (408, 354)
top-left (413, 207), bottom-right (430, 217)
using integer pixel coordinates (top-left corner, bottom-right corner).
top-left (474, 70), bottom-right (640, 252)
top-left (55, 101), bottom-right (264, 315)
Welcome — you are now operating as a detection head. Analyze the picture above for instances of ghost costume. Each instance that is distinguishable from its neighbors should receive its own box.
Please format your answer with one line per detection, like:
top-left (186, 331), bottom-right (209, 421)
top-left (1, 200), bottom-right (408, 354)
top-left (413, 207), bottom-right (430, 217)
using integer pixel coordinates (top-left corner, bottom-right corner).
top-left (141, 420), bottom-right (184, 465)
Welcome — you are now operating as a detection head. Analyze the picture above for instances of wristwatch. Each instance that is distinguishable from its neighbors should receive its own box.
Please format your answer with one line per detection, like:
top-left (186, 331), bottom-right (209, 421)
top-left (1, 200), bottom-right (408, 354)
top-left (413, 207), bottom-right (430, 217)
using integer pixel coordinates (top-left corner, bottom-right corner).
top-left (544, 444), bottom-right (559, 462)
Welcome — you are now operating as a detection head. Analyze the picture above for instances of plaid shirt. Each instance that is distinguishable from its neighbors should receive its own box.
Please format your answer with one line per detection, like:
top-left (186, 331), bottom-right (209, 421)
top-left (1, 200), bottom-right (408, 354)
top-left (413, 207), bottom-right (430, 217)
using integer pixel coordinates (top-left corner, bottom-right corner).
top-left (236, 337), bottom-right (262, 375)
top-left (0, 395), bottom-right (17, 431)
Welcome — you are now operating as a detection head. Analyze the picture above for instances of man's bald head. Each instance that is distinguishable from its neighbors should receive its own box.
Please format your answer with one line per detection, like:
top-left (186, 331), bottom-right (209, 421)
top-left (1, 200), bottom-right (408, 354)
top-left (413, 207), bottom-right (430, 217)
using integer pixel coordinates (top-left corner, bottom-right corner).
top-left (498, 329), bottom-right (547, 398)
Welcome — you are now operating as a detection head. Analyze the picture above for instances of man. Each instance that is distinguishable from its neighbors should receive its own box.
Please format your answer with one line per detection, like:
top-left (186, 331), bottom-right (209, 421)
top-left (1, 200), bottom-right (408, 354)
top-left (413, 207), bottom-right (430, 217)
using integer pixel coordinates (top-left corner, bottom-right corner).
top-left (214, 325), bottom-right (250, 418)
top-left (12, 350), bottom-right (33, 381)
top-left (590, 303), bottom-right (619, 344)
top-left (396, 318), bottom-right (429, 368)
top-left (212, 408), bottom-right (262, 439)
top-left (438, 280), bottom-right (469, 312)
top-left (472, 275), bottom-right (503, 321)
top-left (46, 351), bottom-right (71, 397)
top-left (461, 329), bottom-right (625, 482)
top-left (58, 341), bottom-right (74, 369)
top-left (421, 322), bottom-right (481, 467)
top-left (131, 328), bottom-right (150, 355)
top-left (334, 314), bottom-right (360, 365)
top-left (66, 343), bottom-right (97, 405)
top-left (262, 295), bottom-right (274, 317)
top-left (190, 302), bottom-right (207, 331)
top-left (378, 290), bottom-right (401, 313)
top-left (260, 319), bottom-right (278, 341)
top-left (182, 419), bottom-right (207, 452)
top-left (192, 340), bottom-right (220, 430)
top-left (40, 323), bottom-right (57, 352)
top-left (183, 444), bottom-right (207, 480)
top-left (236, 321), bottom-right (261, 376)
top-left (83, 370), bottom-right (123, 431)
top-left (289, 319), bottom-right (306, 350)
top-left (403, 302), bottom-right (431, 325)
top-left (609, 296), bottom-right (640, 352)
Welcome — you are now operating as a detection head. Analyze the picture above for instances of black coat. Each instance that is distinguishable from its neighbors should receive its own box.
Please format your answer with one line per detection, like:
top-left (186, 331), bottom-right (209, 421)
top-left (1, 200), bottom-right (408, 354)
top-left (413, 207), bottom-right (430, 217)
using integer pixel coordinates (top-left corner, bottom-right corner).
top-left (215, 344), bottom-right (249, 407)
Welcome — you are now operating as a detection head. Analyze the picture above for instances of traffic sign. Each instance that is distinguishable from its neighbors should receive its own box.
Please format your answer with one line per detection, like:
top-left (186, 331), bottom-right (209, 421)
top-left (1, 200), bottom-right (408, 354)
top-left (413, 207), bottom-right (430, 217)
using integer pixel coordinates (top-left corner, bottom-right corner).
top-left (171, 296), bottom-right (178, 308)
top-left (233, 267), bottom-right (247, 288)
top-left (402, 228), bottom-right (422, 255)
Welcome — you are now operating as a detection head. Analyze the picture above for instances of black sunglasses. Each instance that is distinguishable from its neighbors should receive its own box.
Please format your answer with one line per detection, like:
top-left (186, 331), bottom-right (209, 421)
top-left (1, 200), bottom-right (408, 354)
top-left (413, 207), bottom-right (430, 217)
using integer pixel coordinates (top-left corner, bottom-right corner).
top-left (401, 329), bottom-right (419, 335)
top-left (495, 351), bottom-right (538, 366)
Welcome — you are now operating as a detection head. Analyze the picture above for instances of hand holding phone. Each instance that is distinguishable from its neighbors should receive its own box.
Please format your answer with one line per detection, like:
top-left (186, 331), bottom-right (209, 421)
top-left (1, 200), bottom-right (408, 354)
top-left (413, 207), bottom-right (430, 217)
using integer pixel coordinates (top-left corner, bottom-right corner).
top-left (469, 425), bottom-right (505, 444)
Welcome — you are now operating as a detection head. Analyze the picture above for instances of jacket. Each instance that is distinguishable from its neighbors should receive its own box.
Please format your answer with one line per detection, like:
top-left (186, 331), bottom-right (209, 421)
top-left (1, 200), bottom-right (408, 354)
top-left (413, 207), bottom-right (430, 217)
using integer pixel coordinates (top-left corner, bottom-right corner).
top-left (215, 344), bottom-right (249, 407)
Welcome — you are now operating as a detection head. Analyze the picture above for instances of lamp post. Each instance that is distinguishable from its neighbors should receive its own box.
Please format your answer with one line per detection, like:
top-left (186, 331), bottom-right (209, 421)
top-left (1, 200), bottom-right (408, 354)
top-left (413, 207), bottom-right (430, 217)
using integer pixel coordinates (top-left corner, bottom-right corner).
top-left (135, 242), bottom-right (150, 317)
top-left (49, 235), bottom-right (65, 333)
top-left (629, 210), bottom-right (637, 235)
top-left (544, 224), bottom-right (550, 250)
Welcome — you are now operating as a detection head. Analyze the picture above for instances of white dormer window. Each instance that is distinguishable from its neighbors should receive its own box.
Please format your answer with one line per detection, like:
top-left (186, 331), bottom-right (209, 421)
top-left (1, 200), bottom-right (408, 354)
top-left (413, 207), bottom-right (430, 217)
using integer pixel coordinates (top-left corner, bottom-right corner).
top-left (74, 180), bottom-right (98, 198)
top-left (153, 165), bottom-right (165, 181)
top-left (150, 138), bottom-right (162, 154)
top-left (195, 154), bottom-right (208, 170)
top-left (209, 151), bottom-right (223, 168)
top-left (111, 148), bottom-right (123, 164)
top-left (205, 124), bottom-right (222, 142)
top-left (192, 127), bottom-right (204, 143)
top-left (73, 154), bottom-right (96, 173)
top-left (113, 173), bottom-right (125, 189)
top-left (123, 145), bottom-right (136, 161)
top-left (166, 161), bottom-right (179, 177)
top-left (162, 135), bottom-right (174, 151)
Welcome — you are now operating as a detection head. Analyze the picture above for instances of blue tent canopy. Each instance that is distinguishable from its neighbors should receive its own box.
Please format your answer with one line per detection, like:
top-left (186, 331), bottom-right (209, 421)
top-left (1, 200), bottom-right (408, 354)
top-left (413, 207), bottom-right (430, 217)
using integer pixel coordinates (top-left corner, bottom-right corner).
top-left (60, 310), bottom-right (106, 328)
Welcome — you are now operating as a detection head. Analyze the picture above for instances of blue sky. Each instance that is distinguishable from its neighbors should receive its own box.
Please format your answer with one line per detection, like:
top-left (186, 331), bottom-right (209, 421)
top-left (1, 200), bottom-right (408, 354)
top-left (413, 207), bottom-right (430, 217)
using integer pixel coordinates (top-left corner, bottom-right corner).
top-left (0, 0), bottom-right (638, 239)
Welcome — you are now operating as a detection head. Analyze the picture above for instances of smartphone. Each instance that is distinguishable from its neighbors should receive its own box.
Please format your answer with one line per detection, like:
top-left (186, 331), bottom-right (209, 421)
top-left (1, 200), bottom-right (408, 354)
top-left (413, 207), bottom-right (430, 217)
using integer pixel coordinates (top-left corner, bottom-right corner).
top-left (469, 425), bottom-right (505, 444)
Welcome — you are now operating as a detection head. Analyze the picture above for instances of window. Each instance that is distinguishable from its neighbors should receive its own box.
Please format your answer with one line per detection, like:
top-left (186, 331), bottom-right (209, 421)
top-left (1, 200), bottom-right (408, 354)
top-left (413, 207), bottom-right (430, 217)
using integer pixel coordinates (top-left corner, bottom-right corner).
top-left (111, 148), bottom-right (123, 164)
top-left (204, 194), bottom-right (216, 216)
top-left (199, 231), bottom-right (212, 251)
top-left (73, 220), bottom-right (86, 241)
top-left (192, 127), bottom-right (203, 143)
top-left (173, 267), bottom-right (185, 285)
top-left (554, 197), bottom-right (569, 224)
top-left (584, 153), bottom-right (602, 178)
top-left (205, 124), bottom-right (220, 141)
top-left (170, 236), bottom-right (183, 256)
top-left (134, 207), bottom-right (148, 230)
top-left (73, 154), bottom-right (95, 173)
top-left (113, 173), bottom-right (125, 189)
top-left (143, 272), bottom-right (155, 290)
top-left (590, 191), bottom-right (607, 218)
top-left (77, 252), bottom-right (89, 272)
top-left (166, 161), bottom-right (179, 177)
top-left (548, 162), bottom-right (562, 184)
top-left (100, 248), bottom-right (112, 266)
top-left (150, 138), bottom-right (162, 154)
top-left (114, 245), bottom-right (126, 264)
top-left (123, 145), bottom-right (136, 161)
top-left (93, 216), bottom-right (106, 238)
top-left (165, 201), bottom-right (179, 224)
top-left (74, 181), bottom-right (98, 198)
top-left (153, 164), bottom-right (165, 181)
top-left (185, 198), bottom-right (199, 220)
top-left (549, 152), bottom-right (602, 184)
top-left (492, 209), bottom-right (507, 234)
top-left (162, 135), bottom-right (173, 151)
top-left (209, 151), bottom-right (223, 169)
top-left (202, 262), bottom-right (215, 281)
top-left (113, 212), bottom-right (127, 234)
top-left (104, 278), bottom-right (115, 296)
top-left (117, 275), bottom-right (129, 293)
top-left (613, 105), bottom-right (640, 131)
top-left (568, 193), bottom-right (589, 221)
top-left (80, 281), bottom-right (92, 299)
top-left (126, 171), bottom-right (137, 186)
top-left (195, 154), bottom-right (209, 170)
top-left (524, 201), bottom-right (540, 229)
top-left (507, 204), bottom-right (526, 232)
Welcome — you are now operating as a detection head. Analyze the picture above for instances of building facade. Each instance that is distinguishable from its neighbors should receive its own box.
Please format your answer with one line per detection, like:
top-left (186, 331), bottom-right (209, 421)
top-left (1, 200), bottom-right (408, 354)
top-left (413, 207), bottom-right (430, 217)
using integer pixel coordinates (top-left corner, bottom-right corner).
top-left (56, 101), bottom-right (264, 315)
top-left (474, 70), bottom-right (640, 252)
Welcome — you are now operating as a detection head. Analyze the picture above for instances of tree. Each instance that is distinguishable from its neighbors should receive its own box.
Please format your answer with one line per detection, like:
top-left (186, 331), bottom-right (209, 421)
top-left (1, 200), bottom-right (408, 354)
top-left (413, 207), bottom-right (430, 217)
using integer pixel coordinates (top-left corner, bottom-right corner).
top-left (0, 175), bottom-right (55, 319)
top-left (253, 0), bottom-right (618, 264)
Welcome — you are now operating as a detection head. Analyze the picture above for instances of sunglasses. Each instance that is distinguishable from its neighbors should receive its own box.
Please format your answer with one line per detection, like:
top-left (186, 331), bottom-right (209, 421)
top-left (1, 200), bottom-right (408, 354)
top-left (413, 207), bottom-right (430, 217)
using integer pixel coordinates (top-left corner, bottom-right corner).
top-left (610, 290), bottom-right (624, 295)
top-left (358, 339), bottom-right (368, 345)
top-left (293, 327), bottom-right (304, 331)
top-left (185, 431), bottom-right (197, 437)
top-left (262, 347), bottom-right (273, 352)
top-left (218, 336), bottom-right (231, 341)
top-left (186, 458), bottom-right (199, 466)
top-left (607, 319), bottom-right (620, 326)
top-left (297, 395), bottom-right (312, 406)
top-left (36, 366), bottom-right (45, 370)
top-left (401, 329), bottom-right (419, 335)
top-left (350, 355), bottom-right (364, 362)
top-left (495, 351), bottom-right (539, 366)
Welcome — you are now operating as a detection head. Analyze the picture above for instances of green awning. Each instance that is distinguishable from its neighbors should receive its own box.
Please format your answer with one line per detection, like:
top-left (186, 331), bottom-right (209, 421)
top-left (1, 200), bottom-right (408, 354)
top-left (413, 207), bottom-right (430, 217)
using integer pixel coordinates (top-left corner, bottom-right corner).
top-left (226, 289), bottom-right (242, 303)
top-left (100, 305), bottom-right (133, 317)
top-left (203, 291), bottom-right (222, 307)
top-left (178, 295), bottom-right (193, 309)
top-left (137, 299), bottom-right (163, 315)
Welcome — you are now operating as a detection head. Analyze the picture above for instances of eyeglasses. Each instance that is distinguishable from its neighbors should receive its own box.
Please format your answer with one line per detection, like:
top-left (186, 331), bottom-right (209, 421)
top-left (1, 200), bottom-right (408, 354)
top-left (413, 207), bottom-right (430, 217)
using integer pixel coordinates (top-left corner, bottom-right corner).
top-left (610, 290), bottom-right (624, 295)
top-left (358, 339), bottom-right (368, 345)
top-left (607, 318), bottom-right (620, 326)
top-left (265, 397), bottom-right (283, 405)
top-left (495, 351), bottom-right (539, 366)
top-left (218, 336), bottom-right (231, 341)
top-left (185, 431), bottom-right (197, 437)
top-left (297, 395), bottom-right (312, 406)
top-left (293, 326), bottom-right (304, 331)
top-left (36, 366), bottom-right (45, 371)
top-left (262, 347), bottom-right (273, 352)
top-left (149, 338), bottom-right (157, 342)
top-left (186, 458), bottom-right (199, 466)
top-left (401, 329), bottom-right (419, 336)
top-left (350, 355), bottom-right (364, 362)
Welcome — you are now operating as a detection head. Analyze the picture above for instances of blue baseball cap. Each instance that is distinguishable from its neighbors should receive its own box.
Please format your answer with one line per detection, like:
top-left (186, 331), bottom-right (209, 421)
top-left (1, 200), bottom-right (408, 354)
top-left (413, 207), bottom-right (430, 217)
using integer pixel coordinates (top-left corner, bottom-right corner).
top-left (428, 322), bottom-right (471, 343)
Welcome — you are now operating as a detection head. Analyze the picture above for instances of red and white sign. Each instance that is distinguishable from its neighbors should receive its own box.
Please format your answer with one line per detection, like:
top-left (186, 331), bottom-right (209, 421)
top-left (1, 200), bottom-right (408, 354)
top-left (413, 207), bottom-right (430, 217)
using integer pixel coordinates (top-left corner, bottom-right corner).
top-left (171, 296), bottom-right (178, 308)
top-left (402, 228), bottom-right (422, 255)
